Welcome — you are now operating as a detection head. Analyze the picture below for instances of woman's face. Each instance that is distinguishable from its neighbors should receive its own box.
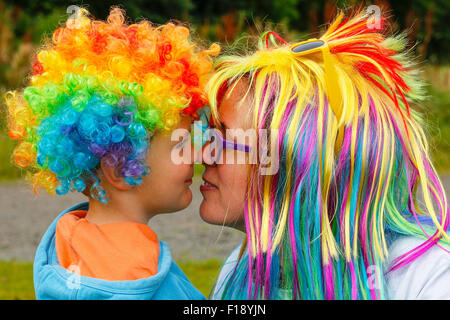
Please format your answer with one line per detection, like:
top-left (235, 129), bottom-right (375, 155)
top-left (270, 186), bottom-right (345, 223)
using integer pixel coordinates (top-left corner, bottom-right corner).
top-left (199, 80), bottom-right (252, 231)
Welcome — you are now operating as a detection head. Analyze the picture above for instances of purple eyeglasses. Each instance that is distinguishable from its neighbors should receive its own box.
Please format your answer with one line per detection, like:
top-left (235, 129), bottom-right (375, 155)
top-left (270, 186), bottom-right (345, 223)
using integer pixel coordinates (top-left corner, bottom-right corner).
top-left (193, 107), bottom-right (251, 163)
top-left (204, 128), bottom-right (251, 163)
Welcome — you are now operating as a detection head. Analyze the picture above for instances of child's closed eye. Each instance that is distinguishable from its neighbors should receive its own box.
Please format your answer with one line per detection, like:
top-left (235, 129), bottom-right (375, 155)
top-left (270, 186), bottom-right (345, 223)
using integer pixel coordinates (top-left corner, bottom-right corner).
top-left (175, 132), bottom-right (190, 149)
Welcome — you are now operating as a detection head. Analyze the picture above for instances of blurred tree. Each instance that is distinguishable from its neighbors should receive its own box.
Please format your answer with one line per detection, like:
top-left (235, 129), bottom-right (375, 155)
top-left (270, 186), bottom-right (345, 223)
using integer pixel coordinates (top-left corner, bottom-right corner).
top-left (191, 0), bottom-right (300, 26)
top-left (0, 0), bottom-right (448, 62)
top-left (6, 0), bottom-right (194, 23)
top-left (390, 0), bottom-right (449, 63)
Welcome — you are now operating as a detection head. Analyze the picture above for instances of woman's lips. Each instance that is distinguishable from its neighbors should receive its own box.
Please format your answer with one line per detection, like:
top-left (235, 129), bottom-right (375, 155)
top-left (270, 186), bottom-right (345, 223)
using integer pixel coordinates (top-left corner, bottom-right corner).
top-left (185, 178), bottom-right (193, 185)
top-left (200, 177), bottom-right (218, 192)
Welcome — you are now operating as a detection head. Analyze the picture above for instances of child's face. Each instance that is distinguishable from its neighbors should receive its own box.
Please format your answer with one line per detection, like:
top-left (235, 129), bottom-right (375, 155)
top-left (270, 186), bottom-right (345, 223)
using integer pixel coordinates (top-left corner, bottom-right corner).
top-left (135, 115), bottom-right (194, 216)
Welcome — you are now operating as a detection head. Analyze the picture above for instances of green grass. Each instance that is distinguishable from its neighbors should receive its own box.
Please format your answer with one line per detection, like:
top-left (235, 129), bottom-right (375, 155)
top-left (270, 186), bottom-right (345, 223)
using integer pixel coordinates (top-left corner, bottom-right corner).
top-left (0, 261), bottom-right (35, 300)
top-left (178, 259), bottom-right (222, 298)
top-left (0, 259), bottom-right (222, 300)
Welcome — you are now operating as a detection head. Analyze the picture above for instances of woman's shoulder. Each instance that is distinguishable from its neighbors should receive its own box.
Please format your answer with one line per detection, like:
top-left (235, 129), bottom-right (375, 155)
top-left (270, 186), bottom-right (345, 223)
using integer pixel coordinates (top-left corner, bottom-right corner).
top-left (210, 237), bottom-right (450, 300)
top-left (385, 235), bottom-right (450, 299)
top-left (210, 243), bottom-right (244, 299)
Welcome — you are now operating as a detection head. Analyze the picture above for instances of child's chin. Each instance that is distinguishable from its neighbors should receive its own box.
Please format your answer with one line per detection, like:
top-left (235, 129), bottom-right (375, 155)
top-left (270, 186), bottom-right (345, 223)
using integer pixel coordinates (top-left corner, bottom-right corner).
top-left (177, 188), bottom-right (193, 210)
top-left (160, 189), bottom-right (192, 214)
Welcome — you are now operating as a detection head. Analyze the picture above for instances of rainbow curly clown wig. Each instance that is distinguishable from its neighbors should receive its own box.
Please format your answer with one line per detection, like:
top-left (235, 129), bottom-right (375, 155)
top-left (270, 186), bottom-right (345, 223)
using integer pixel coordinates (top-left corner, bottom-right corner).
top-left (207, 11), bottom-right (449, 299)
top-left (5, 8), bottom-right (219, 201)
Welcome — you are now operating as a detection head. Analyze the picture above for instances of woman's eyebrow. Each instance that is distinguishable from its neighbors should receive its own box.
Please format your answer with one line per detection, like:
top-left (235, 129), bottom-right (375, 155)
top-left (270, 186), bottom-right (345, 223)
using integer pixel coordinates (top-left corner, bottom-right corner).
top-left (218, 120), bottom-right (229, 130)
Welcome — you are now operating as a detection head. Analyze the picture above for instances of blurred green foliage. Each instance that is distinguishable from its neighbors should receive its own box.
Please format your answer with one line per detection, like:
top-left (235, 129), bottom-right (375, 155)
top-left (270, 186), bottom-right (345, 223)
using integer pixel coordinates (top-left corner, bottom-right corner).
top-left (2, 0), bottom-right (449, 62)
top-left (424, 86), bottom-right (450, 172)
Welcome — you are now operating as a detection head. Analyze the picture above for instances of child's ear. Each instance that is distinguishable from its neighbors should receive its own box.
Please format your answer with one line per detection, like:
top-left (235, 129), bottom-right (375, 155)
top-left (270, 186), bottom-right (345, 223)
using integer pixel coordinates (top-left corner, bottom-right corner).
top-left (99, 157), bottom-right (133, 191)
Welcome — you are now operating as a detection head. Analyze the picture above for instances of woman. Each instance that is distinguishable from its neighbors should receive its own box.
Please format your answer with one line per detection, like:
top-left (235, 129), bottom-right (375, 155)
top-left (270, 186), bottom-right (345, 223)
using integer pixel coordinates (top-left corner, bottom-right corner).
top-left (199, 10), bottom-right (450, 299)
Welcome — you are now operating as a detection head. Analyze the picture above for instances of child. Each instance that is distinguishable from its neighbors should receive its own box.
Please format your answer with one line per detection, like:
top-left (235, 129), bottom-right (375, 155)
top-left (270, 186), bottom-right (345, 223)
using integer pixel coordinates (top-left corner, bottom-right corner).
top-left (5, 8), bottom-right (219, 299)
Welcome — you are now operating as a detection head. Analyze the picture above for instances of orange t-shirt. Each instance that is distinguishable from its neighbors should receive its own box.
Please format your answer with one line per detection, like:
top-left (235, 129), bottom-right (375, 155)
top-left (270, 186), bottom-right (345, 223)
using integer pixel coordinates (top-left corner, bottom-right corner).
top-left (55, 210), bottom-right (159, 281)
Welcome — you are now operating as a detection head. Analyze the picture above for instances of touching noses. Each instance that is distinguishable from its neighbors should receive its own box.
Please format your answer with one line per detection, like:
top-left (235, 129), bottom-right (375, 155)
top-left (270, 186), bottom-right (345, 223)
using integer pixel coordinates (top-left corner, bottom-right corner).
top-left (199, 137), bottom-right (218, 166)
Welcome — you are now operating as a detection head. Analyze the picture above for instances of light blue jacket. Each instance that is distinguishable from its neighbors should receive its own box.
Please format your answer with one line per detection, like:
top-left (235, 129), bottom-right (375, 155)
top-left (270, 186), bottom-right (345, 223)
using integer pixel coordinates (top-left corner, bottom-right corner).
top-left (33, 202), bottom-right (205, 300)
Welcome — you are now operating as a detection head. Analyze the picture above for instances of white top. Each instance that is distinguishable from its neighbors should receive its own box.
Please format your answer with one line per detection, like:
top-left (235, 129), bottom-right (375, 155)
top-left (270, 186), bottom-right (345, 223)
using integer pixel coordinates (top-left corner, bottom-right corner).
top-left (385, 236), bottom-right (450, 299)
top-left (211, 236), bottom-right (450, 300)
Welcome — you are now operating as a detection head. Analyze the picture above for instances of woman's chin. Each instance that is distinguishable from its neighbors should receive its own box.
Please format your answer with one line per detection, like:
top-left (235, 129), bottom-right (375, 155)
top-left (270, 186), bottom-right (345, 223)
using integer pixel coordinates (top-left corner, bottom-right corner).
top-left (199, 200), bottom-right (220, 225)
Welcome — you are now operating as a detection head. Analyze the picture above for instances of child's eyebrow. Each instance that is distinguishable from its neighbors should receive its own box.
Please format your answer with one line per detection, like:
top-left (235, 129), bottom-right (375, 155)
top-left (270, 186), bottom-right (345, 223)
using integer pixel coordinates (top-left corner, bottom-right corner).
top-left (174, 130), bottom-right (190, 146)
top-left (182, 130), bottom-right (190, 138)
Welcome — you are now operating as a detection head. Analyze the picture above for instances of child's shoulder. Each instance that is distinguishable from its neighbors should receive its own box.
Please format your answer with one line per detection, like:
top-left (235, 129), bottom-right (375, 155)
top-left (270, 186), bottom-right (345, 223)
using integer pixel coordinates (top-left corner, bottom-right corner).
top-left (34, 204), bottom-right (205, 299)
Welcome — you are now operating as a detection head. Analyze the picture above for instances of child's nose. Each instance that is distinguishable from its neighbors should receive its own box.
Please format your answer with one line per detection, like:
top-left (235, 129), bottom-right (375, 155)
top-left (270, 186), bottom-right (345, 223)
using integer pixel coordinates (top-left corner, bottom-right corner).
top-left (189, 141), bottom-right (197, 164)
top-left (189, 138), bottom-right (210, 165)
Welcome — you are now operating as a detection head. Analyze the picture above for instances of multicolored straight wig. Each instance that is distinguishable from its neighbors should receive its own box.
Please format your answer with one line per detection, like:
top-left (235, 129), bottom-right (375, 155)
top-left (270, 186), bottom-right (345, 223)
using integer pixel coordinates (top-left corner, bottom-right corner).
top-left (206, 10), bottom-right (449, 299)
top-left (5, 8), bottom-right (219, 201)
